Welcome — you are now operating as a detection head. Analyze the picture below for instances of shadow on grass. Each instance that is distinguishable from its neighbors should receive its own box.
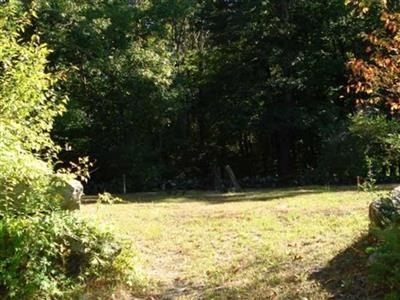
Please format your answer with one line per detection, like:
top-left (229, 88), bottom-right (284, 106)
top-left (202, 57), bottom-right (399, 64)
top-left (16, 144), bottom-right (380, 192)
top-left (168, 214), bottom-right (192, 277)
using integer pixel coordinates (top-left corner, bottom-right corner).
top-left (107, 186), bottom-right (357, 205)
top-left (309, 235), bottom-right (383, 300)
top-left (83, 184), bottom-right (396, 205)
top-left (147, 235), bottom-right (384, 300)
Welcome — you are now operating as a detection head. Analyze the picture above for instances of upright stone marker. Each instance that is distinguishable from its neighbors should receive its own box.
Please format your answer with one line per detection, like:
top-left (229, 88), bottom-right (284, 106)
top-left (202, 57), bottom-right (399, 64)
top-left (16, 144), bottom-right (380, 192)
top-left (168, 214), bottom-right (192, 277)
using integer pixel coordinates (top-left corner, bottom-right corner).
top-left (225, 165), bottom-right (242, 192)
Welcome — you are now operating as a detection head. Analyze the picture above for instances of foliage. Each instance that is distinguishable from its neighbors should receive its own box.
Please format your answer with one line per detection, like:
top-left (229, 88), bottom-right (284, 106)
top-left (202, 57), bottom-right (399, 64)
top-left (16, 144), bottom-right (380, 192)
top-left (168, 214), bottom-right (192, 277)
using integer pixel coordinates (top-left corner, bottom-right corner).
top-left (0, 3), bottom-right (140, 298)
top-left (0, 2), bottom-right (66, 215)
top-left (369, 225), bottom-right (400, 299)
top-left (0, 212), bottom-right (134, 299)
top-left (348, 9), bottom-right (400, 112)
top-left (13, 0), bottom-right (384, 190)
top-left (97, 192), bottom-right (123, 204)
top-left (358, 157), bottom-right (378, 191)
top-left (0, 2), bottom-right (66, 155)
top-left (317, 112), bottom-right (400, 184)
top-left (350, 113), bottom-right (400, 177)
top-left (2, 0), bottom-right (393, 191)
top-left (28, 0), bottom-right (174, 190)
top-left (346, 5), bottom-right (400, 298)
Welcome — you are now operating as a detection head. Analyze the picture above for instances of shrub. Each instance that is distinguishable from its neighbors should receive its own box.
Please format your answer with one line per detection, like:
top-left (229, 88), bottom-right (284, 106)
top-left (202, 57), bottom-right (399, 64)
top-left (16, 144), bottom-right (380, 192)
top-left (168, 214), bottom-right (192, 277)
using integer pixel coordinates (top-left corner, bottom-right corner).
top-left (97, 192), bottom-right (124, 204)
top-left (317, 112), bottom-right (400, 184)
top-left (368, 226), bottom-right (400, 299)
top-left (0, 2), bottom-right (67, 215)
top-left (0, 211), bottom-right (142, 299)
top-left (0, 4), bottom-right (143, 299)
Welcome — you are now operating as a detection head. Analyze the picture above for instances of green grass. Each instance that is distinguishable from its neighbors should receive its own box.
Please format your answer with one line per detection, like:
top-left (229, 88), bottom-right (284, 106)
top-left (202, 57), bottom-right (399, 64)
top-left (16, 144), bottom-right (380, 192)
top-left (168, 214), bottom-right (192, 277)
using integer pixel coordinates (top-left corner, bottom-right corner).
top-left (81, 186), bottom-right (391, 299)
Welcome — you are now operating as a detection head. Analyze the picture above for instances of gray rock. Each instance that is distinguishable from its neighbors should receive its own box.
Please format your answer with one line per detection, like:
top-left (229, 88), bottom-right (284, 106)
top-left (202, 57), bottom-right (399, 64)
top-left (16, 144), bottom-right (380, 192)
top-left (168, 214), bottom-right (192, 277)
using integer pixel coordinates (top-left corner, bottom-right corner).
top-left (392, 186), bottom-right (400, 206)
top-left (52, 177), bottom-right (83, 210)
top-left (369, 188), bottom-right (400, 228)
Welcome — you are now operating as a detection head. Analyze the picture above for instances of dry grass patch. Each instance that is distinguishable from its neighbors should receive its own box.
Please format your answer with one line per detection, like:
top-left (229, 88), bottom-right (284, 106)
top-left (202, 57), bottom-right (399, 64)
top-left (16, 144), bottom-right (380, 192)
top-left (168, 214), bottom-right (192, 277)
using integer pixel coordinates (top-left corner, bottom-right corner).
top-left (81, 186), bottom-right (391, 299)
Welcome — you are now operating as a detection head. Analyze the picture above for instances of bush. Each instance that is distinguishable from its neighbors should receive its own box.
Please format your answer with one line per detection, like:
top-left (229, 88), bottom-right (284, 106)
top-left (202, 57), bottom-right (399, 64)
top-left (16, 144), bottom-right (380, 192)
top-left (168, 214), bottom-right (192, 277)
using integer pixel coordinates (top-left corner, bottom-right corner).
top-left (368, 226), bottom-right (400, 299)
top-left (97, 192), bottom-right (123, 204)
top-left (0, 211), bottom-right (140, 299)
top-left (317, 112), bottom-right (400, 184)
top-left (0, 5), bottom-right (143, 299)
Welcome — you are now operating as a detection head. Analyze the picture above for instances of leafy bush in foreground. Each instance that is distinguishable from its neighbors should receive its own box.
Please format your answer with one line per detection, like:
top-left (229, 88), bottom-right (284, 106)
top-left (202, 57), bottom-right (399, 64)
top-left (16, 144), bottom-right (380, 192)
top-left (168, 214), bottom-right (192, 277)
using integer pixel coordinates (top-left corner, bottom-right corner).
top-left (0, 3), bottom-right (143, 299)
top-left (368, 226), bottom-right (400, 299)
top-left (0, 212), bottom-right (131, 299)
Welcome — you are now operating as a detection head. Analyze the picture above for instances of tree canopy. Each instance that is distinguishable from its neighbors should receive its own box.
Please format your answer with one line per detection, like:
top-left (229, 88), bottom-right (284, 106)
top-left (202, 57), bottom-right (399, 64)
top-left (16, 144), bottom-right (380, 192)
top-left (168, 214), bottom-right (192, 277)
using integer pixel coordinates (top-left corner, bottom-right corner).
top-left (4, 0), bottom-right (399, 191)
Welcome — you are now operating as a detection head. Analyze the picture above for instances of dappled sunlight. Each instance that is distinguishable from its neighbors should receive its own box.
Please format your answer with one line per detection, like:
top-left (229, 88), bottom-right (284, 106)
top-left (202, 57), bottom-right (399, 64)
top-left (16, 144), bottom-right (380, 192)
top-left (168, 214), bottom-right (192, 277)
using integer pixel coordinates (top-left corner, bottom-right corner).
top-left (81, 186), bottom-right (389, 299)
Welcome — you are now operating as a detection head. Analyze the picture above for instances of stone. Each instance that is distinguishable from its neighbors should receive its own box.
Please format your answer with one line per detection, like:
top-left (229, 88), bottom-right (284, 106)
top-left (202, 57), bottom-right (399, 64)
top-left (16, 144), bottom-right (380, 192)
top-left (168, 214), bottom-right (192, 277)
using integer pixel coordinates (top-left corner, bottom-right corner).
top-left (369, 187), bottom-right (400, 228)
top-left (225, 165), bottom-right (242, 192)
top-left (392, 186), bottom-right (400, 206)
top-left (52, 177), bottom-right (83, 210)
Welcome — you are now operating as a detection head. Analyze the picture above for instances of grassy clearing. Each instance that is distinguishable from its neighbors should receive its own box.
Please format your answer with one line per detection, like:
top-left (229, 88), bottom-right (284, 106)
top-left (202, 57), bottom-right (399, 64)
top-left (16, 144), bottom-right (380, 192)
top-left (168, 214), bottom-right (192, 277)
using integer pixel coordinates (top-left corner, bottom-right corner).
top-left (81, 186), bottom-right (391, 299)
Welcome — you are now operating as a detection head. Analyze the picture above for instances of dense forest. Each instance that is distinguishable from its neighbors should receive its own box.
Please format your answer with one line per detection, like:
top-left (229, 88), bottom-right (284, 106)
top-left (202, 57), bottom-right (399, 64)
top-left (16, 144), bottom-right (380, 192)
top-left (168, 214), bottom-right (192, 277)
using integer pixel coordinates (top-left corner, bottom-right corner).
top-left (4, 0), bottom-right (395, 192)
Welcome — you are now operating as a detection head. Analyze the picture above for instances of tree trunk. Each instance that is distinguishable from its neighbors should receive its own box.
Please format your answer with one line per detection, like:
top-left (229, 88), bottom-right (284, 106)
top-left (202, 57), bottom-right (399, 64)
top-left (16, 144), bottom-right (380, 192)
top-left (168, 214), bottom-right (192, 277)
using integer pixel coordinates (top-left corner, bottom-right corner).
top-left (277, 128), bottom-right (292, 182)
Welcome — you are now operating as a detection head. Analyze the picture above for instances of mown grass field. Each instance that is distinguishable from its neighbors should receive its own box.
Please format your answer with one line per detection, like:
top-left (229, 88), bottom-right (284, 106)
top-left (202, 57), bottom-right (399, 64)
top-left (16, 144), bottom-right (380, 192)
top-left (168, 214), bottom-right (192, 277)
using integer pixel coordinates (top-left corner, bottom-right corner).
top-left (82, 186), bottom-right (391, 299)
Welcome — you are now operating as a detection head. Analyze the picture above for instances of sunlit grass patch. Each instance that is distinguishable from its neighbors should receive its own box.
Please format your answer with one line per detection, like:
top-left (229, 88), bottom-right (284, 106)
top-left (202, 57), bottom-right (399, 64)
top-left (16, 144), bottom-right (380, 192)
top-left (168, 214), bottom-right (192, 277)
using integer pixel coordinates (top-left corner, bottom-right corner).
top-left (81, 185), bottom-right (390, 299)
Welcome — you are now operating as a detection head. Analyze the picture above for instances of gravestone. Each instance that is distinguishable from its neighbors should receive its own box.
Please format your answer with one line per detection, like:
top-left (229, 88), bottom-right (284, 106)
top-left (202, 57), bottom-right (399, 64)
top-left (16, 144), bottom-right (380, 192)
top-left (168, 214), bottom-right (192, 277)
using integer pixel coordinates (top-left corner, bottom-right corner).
top-left (225, 165), bottom-right (242, 192)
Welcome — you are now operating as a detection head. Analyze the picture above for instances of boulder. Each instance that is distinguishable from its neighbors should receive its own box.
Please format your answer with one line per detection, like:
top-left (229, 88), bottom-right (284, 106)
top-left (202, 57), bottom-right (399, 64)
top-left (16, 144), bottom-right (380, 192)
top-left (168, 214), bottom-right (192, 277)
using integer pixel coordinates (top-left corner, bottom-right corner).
top-left (53, 177), bottom-right (83, 210)
top-left (369, 187), bottom-right (400, 228)
top-left (392, 186), bottom-right (400, 206)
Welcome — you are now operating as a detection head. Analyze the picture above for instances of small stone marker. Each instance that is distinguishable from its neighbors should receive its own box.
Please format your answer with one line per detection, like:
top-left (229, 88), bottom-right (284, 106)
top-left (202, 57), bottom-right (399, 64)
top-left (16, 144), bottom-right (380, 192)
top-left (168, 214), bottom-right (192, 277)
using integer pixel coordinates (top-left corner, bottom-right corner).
top-left (225, 165), bottom-right (242, 192)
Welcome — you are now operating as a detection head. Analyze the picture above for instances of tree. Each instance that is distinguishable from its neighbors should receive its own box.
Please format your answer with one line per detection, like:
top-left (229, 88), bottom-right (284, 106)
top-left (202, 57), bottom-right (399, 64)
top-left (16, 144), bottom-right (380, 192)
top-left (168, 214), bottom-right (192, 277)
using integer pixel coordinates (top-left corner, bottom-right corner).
top-left (0, 2), bottom-right (67, 213)
top-left (197, 0), bottom-right (368, 183)
top-left (29, 0), bottom-right (174, 190)
top-left (348, 10), bottom-right (400, 112)
top-left (7, 0), bottom-right (392, 190)
top-left (0, 5), bottom-right (136, 298)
